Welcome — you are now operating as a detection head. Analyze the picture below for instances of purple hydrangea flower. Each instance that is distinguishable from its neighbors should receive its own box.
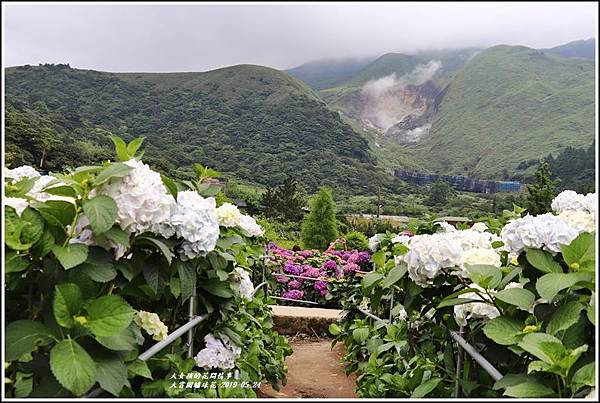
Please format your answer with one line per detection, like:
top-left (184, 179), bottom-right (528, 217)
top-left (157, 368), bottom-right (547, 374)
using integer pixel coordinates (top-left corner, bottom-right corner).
top-left (357, 251), bottom-right (371, 265)
top-left (343, 262), bottom-right (360, 274)
top-left (282, 290), bottom-right (304, 300)
top-left (287, 280), bottom-right (302, 289)
top-left (283, 261), bottom-right (303, 276)
top-left (314, 280), bottom-right (329, 296)
top-left (274, 274), bottom-right (289, 284)
top-left (303, 267), bottom-right (322, 278)
top-left (341, 252), bottom-right (352, 261)
top-left (298, 250), bottom-right (314, 258)
top-left (322, 260), bottom-right (337, 271)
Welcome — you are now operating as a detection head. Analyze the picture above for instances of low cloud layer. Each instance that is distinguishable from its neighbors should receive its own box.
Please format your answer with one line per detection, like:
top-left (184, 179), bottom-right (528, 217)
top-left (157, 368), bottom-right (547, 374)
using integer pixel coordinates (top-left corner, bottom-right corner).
top-left (3, 3), bottom-right (597, 72)
top-left (362, 61), bottom-right (442, 98)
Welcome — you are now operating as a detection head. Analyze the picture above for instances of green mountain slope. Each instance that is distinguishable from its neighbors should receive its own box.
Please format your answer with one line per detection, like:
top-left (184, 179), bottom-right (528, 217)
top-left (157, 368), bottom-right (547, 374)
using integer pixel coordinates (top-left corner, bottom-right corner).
top-left (542, 38), bottom-right (595, 59)
top-left (411, 45), bottom-right (595, 177)
top-left (285, 57), bottom-right (374, 90)
top-left (5, 64), bottom-right (404, 194)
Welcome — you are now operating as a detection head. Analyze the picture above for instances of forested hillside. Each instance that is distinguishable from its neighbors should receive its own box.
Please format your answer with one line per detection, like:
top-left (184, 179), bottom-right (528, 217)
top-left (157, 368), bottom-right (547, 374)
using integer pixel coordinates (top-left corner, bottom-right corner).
top-left (5, 64), bottom-right (405, 194)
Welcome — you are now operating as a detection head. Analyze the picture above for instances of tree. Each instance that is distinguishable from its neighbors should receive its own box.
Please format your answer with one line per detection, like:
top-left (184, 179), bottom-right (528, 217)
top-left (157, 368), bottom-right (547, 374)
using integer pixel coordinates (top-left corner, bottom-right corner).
top-left (525, 161), bottom-right (557, 215)
top-left (427, 179), bottom-right (452, 206)
top-left (301, 186), bottom-right (338, 250)
top-left (260, 176), bottom-right (305, 222)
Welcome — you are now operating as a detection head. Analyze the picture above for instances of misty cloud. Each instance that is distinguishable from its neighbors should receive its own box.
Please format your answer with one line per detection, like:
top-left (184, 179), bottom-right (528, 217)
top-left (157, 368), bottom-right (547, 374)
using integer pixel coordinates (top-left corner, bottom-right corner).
top-left (362, 61), bottom-right (442, 97)
top-left (2, 3), bottom-right (597, 72)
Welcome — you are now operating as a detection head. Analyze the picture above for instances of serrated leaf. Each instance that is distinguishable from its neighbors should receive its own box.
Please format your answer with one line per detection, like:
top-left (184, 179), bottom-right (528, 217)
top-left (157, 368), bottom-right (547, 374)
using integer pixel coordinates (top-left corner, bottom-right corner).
top-left (97, 227), bottom-right (130, 248)
top-left (352, 327), bottom-right (370, 343)
top-left (571, 362), bottom-right (595, 387)
top-left (110, 136), bottom-right (130, 161)
top-left (94, 163), bottom-right (133, 186)
top-left (83, 195), bottom-right (118, 235)
top-left (526, 248), bottom-right (563, 273)
top-left (483, 316), bottom-right (523, 345)
top-left (560, 232), bottom-right (595, 272)
top-left (503, 381), bottom-right (555, 397)
top-left (5, 251), bottom-right (30, 273)
top-left (127, 359), bottom-right (152, 379)
top-left (161, 174), bottom-right (178, 199)
top-left (126, 137), bottom-right (145, 157)
top-left (517, 333), bottom-right (564, 364)
top-left (411, 378), bottom-right (442, 398)
top-left (175, 260), bottom-right (196, 303)
top-left (328, 323), bottom-right (341, 336)
top-left (382, 263), bottom-right (407, 288)
top-left (465, 264), bottom-right (502, 289)
top-left (546, 301), bottom-right (584, 335)
top-left (495, 288), bottom-right (535, 311)
top-left (536, 272), bottom-right (592, 302)
top-left (96, 357), bottom-right (129, 397)
top-left (96, 325), bottom-right (142, 351)
top-left (77, 247), bottom-right (117, 282)
top-left (86, 295), bottom-right (134, 337)
top-left (6, 320), bottom-right (55, 361)
top-left (362, 272), bottom-right (383, 289)
top-left (200, 279), bottom-right (233, 298)
top-left (52, 244), bottom-right (88, 270)
top-left (49, 339), bottom-right (97, 396)
top-left (53, 283), bottom-right (83, 328)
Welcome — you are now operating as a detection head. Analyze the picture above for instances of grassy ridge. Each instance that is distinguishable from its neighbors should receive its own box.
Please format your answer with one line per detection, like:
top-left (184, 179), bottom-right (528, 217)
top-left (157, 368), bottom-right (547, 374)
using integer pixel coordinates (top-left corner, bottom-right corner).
top-left (412, 45), bottom-right (595, 178)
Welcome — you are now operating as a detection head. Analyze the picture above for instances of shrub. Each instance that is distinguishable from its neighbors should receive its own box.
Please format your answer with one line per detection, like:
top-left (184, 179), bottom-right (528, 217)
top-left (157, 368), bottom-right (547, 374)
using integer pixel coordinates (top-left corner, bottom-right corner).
top-left (343, 230), bottom-right (369, 251)
top-left (300, 186), bottom-right (338, 250)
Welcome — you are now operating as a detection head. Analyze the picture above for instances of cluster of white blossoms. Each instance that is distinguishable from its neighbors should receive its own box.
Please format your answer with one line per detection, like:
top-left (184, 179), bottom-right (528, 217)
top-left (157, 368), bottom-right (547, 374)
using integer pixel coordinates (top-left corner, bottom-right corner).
top-left (95, 159), bottom-right (177, 237)
top-left (234, 267), bottom-right (255, 300)
top-left (454, 282), bottom-right (524, 325)
top-left (4, 165), bottom-right (75, 216)
top-left (70, 215), bottom-right (129, 260)
top-left (170, 190), bottom-right (220, 260)
top-left (134, 310), bottom-right (168, 341)
top-left (461, 247), bottom-right (502, 269)
top-left (368, 234), bottom-right (386, 251)
top-left (551, 190), bottom-right (596, 215)
top-left (402, 233), bottom-right (464, 287)
top-left (194, 334), bottom-right (241, 370)
top-left (453, 283), bottom-right (500, 326)
top-left (557, 210), bottom-right (596, 234)
top-left (501, 213), bottom-right (581, 255)
top-left (216, 203), bottom-right (242, 227)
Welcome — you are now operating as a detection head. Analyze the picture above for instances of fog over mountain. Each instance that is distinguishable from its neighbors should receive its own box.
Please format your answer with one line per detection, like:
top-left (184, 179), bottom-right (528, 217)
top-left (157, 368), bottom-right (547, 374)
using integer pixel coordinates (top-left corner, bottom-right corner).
top-left (4, 3), bottom-right (597, 72)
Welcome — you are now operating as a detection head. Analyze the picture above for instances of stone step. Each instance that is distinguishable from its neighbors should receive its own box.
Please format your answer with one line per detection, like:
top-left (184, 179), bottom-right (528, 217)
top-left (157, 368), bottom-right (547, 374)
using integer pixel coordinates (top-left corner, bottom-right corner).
top-left (269, 305), bottom-right (342, 336)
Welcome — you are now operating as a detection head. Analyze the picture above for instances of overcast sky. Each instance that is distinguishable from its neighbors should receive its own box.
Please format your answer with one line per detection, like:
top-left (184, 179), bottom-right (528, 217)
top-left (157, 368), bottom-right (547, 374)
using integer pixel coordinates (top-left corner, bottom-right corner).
top-left (3, 2), bottom-right (597, 72)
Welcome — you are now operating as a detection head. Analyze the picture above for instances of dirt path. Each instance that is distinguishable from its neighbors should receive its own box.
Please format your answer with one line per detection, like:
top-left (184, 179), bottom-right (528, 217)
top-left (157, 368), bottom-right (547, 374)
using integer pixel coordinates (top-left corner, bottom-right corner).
top-left (258, 339), bottom-right (357, 398)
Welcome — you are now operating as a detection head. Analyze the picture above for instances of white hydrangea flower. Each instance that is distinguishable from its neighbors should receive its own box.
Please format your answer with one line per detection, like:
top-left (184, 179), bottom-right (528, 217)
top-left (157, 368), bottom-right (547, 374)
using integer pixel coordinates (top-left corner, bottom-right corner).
top-left (134, 311), bottom-right (168, 341)
top-left (471, 222), bottom-right (489, 233)
top-left (368, 233), bottom-right (385, 252)
top-left (436, 221), bottom-right (456, 233)
top-left (449, 229), bottom-right (500, 251)
top-left (558, 210), bottom-right (596, 233)
top-left (454, 284), bottom-right (500, 326)
top-left (583, 193), bottom-right (597, 216)
top-left (171, 190), bottom-right (219, 260)
top-left (504, 282), bottom-right (523, 290)
top-left (404, 233), bottom-right (463, 287)
top-left (237, 214), bottom-right (264, 237)
top-left (462, 248), bottom-right (502, 268)
top-left (216, 203), bottom-right (242, 227)
top-left (397, 308), bottom-right (408, 321)
top-left (391, 234), bottom-right (410, 245)
top-left (5, 197), bottom-right (29, 216)
top-left (95, 159), bottom-right (177, 237)
top-left (234, 267), bottom-right (255, 300)
top-left (501, 213), bottom-right (580, 255)
top-left (551, 190), bottom-right (588, 214)
top-left (3, 165), bottom-right (40, 182)
top-left (194, 334), bottom-right (241, 370)
top-left (358, 297), bottom-right (371, 313)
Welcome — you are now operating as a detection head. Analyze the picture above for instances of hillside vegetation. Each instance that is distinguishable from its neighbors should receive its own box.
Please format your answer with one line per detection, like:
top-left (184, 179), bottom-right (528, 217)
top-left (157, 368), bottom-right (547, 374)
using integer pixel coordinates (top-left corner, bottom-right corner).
top-left (411, 45), bottom-right (595, 177)
top-left (5, 64), bottom-right (405, 194)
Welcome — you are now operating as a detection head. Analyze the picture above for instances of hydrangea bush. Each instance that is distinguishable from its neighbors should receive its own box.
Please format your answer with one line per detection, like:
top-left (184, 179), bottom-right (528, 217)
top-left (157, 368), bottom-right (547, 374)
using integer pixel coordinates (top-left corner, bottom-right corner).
top-left (330, 192), bottom-right (596, 398)
top-left (266, 239), bottom-right (371, 305)
top-left (4, 137), bottom-right (292, 398)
